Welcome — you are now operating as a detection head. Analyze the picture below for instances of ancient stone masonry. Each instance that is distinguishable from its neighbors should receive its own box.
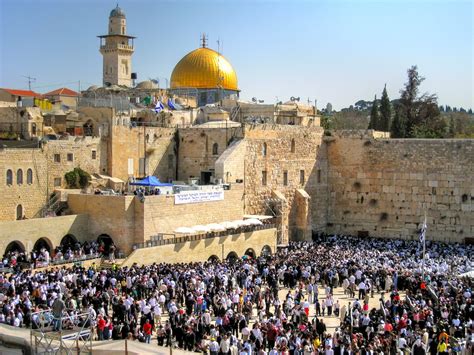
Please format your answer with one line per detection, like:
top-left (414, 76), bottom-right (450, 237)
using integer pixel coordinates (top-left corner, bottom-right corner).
top-left (177, 127), bottom-right (243, 181)
top-left (323, 131), bottom-right (474, 243)
top-left (0, 138), bottom-right (102, 221)
top-left (242, 124), bottom-right (326, 243)
top-left (108, 125), bottom-right (177, 182)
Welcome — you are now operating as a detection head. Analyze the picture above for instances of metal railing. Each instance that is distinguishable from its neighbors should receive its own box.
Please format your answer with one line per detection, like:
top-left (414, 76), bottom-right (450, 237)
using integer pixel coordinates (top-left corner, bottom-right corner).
top-left (133, 223), bottom-right (276, 250)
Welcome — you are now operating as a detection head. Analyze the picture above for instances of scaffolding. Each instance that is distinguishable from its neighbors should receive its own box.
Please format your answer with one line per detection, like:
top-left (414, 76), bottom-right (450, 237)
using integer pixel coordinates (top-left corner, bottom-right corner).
top-left (30, 308), bottom-right (93, 354)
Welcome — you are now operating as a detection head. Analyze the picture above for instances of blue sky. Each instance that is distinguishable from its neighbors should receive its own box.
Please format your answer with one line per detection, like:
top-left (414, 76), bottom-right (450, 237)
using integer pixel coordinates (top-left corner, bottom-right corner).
top-left (0, 0), bottom-right (472, 110)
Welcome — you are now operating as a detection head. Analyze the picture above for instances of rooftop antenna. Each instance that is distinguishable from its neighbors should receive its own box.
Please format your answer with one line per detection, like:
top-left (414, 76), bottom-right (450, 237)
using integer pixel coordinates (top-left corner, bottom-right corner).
top-left (22, 75), bottom-right (36, 91)
top-left (200, 33), bottom-right (208, 48)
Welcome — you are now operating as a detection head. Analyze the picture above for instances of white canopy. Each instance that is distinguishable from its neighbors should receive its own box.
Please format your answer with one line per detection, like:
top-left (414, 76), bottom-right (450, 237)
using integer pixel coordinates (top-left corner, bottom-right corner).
top-left (191, 225), bottom-right (211, 233)
top-left (174, 227), bottom-right (195, 234)
top-left (245, 218), bottom-right (263, 226)
top-left (206, 223), bottom-right (226, 232)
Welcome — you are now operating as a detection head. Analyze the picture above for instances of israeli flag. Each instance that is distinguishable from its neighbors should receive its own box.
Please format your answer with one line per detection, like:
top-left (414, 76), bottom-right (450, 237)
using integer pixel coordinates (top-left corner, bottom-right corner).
top-left (419, 219), bottom-right (427, 244)
top-left (167, 98), bottom-right (176, 110)
top-left (154, 101), bottom-right (164, 113)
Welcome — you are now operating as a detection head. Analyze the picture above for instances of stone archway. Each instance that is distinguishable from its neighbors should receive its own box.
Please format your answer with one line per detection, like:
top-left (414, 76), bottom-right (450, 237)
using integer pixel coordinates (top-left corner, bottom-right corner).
top-left (261, 245), bottom-right (272, 256)
top-left (60, 234), bottom-right (78, 249)
top-left (226, 251), bottom-right (238, 263)
top-left (4, 240), bottom-right (25, 256)
top-left (244, 248), bottom-right (256, 259)
top-left (33, 237), bottom-right (53, 253)
top-left (97, 234), bottom-right (114, 254)
top-left (208, 255), bottom-right (219, 263)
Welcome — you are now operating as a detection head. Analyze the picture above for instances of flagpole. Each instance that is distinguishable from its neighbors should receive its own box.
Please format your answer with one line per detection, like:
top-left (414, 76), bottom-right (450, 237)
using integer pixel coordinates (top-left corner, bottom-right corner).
top-left (421, 211), bottom-right (427, 281)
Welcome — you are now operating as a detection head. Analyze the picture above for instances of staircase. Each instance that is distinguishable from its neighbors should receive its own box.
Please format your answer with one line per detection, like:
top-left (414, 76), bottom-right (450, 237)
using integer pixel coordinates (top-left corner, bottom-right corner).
top-left (33, 191), bottom-right (68, 218)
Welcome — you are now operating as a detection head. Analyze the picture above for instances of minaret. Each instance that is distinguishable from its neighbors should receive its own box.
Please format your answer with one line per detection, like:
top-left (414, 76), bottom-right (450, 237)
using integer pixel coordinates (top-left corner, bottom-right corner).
top-left (98, 5), bottom-right (135, 87)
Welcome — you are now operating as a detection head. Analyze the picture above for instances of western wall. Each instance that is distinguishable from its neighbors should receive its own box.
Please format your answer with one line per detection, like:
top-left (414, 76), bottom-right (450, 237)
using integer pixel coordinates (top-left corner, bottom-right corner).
top-left (321, 130), bottom-right (474, 242)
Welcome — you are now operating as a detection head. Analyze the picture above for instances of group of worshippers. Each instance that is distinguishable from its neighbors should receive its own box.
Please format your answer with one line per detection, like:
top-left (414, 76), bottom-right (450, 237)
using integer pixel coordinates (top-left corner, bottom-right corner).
top-left (0, 234), bottom-right (472, 354)
top-left (2, 240), bottom-right (106, 270)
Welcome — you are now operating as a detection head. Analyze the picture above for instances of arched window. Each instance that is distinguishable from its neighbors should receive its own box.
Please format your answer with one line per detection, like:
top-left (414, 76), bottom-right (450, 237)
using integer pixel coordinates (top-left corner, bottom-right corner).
top-left (262, 142), bottom-right (267, 156)
top-left (16, 204), bottom-right (23, 220)
top-left (212, 143), bottom-right (218, 155)
top-left (27, 169), bottom-right (33, 184)
top-left (17, 169), bottom-right (23, 185)
top-left (6, 169), bottom-right (13, 185)
top-left (291, 139), bottom-right (295, 153)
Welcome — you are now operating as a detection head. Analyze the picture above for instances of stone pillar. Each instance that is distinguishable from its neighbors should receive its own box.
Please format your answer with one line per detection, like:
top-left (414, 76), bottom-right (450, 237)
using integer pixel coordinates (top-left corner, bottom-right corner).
top-left (294, 189), bottom-right (312, 241)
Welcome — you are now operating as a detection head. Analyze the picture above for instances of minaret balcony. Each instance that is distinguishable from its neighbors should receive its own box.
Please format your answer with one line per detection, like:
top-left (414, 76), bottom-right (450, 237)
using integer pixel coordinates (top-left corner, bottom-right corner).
top-left (100, 43), bottom-right (134, 51)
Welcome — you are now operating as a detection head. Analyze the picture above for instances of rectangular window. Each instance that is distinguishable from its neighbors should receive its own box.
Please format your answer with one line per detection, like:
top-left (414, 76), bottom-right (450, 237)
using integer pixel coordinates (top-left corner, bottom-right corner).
top-left (262, 170), bottom-right (267, 186)
top-left (67, 153), bottom-right (74, 162)
top-left (283, 171), bottom-right (288, 186)
top-left (168, 154), bottom-right (174, 169)
top-left (300, 169), bottom-right (305, 185)
top-left (54, 154), bottom-right (61, 163)
top-left (317, 169), bottom-right (321, 184)
top-left (54, 177), bottom-right (61, 187)
top-left (91, 150), bottom-right (97, 160)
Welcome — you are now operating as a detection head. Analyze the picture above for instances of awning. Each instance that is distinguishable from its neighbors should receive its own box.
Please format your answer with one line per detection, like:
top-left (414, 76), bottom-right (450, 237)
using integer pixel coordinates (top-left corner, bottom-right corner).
top-left (244, 214), bottom-right (274, 220)
top-left (130, 176), bottom-right (173, 187)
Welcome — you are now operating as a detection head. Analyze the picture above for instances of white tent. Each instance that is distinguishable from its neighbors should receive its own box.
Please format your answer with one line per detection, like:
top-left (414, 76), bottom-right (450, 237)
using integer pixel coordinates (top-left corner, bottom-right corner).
top-left (192, 225), bottom-right (211, 233)
top-left (221, 221), bottom-right (240, 229)
top-left (244, 218), bottom-right (263, 226)
top-left (206, 223), bottom-right (226, 232)
top-left (174, 227), bottom-right (195, 234)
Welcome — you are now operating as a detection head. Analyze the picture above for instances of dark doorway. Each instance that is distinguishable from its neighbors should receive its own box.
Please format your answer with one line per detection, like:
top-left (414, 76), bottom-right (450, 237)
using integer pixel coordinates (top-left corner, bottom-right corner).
top-left (34, 238), bottom-right (52, 252)
top-left (61, 234), bottom-right (78, 249)
top-left (4, 241), bottom-right (25, 255)
top-left (226, 251), bottom-right (238, 263)
top-left (97, 234), bottom-right (114, 254)
top-left (200, 171), bottom-right (212, 185)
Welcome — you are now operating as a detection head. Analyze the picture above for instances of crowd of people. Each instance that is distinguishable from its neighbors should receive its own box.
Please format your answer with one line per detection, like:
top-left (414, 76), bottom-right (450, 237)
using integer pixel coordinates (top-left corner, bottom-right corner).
top-left (2, 240), bottom-right (103, 270)
top-left (0, 235), bottom-right (472, 354)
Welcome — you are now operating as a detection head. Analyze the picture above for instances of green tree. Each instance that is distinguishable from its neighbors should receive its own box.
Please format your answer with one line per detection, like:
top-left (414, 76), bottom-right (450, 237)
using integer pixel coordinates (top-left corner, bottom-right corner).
top-left (64, 168), bottom-right (91, 189)
top-left (390, 109), bottom-right (405, 138)
top-left (398, 65), bottom-right (440, 137)
top-left (379, 84), bottom-right (392, 131)
top-left (449, 115), bottom-right (456, 137)
top-left (368, 95), bottom-right (379, 130)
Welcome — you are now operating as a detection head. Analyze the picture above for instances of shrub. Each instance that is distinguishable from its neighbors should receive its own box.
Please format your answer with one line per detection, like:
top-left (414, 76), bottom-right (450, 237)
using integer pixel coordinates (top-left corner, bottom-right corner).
top-left (64, 168), bottom-right (91, 189)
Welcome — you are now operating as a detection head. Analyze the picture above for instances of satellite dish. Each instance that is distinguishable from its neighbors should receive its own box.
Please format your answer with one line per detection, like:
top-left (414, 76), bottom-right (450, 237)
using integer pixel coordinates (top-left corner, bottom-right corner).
top-left (252, 97), bottom-right (257, 103)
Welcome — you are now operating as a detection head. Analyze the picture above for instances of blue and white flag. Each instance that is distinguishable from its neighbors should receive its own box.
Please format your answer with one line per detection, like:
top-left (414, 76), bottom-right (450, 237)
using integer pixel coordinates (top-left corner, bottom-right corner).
top-left (419, 218), bottom-right (427, 244)
top-left (167, 98), bottom-right (176, 110)
top-left (154, 101), bottom-right (164, 113)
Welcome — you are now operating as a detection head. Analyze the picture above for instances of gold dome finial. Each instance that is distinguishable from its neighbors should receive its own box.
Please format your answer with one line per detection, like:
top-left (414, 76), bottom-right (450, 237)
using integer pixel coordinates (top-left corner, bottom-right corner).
top-left (200, 33), bottom-right (208, 48)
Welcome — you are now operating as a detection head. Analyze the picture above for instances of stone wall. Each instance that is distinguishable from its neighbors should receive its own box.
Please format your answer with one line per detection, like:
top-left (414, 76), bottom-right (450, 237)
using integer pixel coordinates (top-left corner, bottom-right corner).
top-left (0, 214), bottom-right (89, 254)
top-left (67, 186), bottom-right (245, 254)
top-left (0, 138), bottom-right (105, 221)
top-left (215, 139), bottom-right (246, 184)
top-left (108, 125), bottom-right (177, 182)
top-left (177, 127), bottom-right (242, 182)
top-left (121, 228), bottom-right (277, 266)
top-left (0, 148), bottom-right (48, 220)
top-left (323, 131), bottom-right (474, 242)
top-left (242, 124), bottom-right (326, 242)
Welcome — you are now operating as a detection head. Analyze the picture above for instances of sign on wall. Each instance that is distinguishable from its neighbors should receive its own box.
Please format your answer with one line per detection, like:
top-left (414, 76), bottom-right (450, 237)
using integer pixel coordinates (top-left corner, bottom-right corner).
top-left (175, 190), bottom-right (224, 205)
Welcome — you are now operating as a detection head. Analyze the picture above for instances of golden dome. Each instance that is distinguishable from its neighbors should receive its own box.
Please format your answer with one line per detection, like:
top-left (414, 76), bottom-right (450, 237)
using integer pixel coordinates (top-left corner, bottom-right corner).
top-left (170, 48), bottom-right (238, 91)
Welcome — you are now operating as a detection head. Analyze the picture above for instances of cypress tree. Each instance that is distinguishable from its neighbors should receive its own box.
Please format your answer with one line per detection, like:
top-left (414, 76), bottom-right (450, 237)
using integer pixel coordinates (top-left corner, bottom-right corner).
top-left (379, 84), bottom-right (392, 131)
top-left (368, 95), bottom-right (379, 130)
top-left (391, 109), bottom-right (405, 138)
